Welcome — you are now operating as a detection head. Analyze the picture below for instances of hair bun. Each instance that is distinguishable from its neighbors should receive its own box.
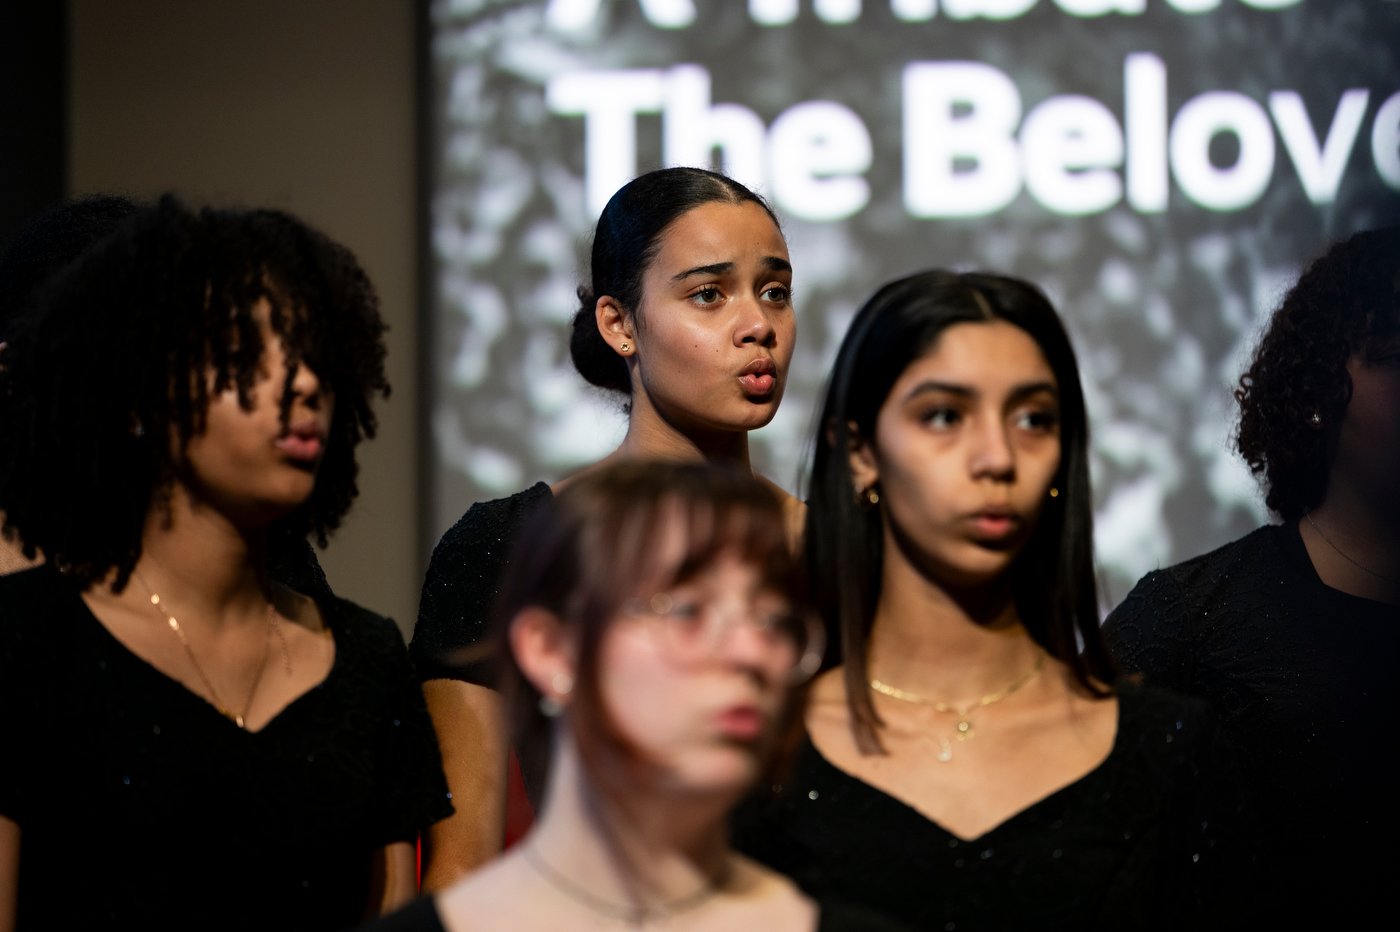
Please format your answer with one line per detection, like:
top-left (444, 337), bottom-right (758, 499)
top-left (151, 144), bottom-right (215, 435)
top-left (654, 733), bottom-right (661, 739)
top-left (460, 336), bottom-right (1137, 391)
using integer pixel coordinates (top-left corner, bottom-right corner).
top-left (569, 288), bottom-right (630, 394)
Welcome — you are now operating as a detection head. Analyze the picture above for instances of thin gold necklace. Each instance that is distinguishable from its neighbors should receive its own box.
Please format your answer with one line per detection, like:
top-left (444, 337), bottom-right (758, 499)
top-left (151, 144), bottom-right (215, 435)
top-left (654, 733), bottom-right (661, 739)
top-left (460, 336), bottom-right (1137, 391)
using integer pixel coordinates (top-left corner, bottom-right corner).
top-left (522, 842), bottom-right (724, 928)
top-left (1304, 512), bottom-right (1399, 585)
top-left (136, 571), bottom-right (290, 729)
top-left (871, 651), bottom-right (1046, 763)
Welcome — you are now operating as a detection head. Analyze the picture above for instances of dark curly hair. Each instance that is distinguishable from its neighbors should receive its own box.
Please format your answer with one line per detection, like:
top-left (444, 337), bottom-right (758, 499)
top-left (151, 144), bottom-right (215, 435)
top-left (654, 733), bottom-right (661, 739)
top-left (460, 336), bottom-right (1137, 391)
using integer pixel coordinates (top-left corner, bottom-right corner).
top-left (1235, 228), bottom-right (1400, 520)
top-left (0, 195), bottom-right (139, 342)
top-left (0, 195), bottom-right (389, 590)
top-left (570, 167), bottom-right (780, 396)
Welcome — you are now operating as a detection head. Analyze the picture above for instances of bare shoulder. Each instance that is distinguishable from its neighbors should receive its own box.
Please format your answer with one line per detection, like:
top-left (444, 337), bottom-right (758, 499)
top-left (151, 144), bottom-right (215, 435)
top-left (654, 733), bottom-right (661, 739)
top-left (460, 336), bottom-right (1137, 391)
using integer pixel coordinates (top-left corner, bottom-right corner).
top-left (434, 854), bottom-right (536, 932)
top-left (756, 475), bottom-right (806, 554)
top-left (804, 666), bottom-right (864, 762)
top-left (713, 854), bottom-right (817, 932)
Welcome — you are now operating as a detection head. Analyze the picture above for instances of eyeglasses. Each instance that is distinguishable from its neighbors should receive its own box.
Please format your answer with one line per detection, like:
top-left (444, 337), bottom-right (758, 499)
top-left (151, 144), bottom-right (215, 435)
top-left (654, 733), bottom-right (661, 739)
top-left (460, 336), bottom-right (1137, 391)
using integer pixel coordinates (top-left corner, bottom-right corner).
top-left (622, 591), bottom-right (825, 685)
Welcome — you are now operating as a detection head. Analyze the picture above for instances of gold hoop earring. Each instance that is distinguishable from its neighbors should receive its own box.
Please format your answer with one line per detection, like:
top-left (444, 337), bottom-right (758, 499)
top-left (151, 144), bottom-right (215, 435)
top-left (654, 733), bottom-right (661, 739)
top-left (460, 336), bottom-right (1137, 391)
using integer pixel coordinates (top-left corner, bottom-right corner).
top-left (619, 342), bottom-right (631, 354)
top-left (1049, 487), bottom-right (1059, 498)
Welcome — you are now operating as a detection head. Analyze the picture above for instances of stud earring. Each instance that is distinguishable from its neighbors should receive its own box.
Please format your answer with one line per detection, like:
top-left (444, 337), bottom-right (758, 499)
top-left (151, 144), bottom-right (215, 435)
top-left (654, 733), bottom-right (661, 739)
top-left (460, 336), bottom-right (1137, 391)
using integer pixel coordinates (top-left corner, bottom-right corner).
top-left (1049, 487), bottom-right (1059, 498)
top-left (865, 487), bottom-right (880, 505)
top-left (1308, 412), bottom-right (1322, 426)
top-left (619, 342), bottom-right (631, 353)
top-left (551, 672), bottom-right (573, 695)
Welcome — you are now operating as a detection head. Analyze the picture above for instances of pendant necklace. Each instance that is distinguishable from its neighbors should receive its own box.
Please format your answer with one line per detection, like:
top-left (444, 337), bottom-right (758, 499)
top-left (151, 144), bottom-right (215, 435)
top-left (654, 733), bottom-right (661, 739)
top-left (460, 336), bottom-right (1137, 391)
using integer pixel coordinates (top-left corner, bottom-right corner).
top-left (522, 842), bottom-right (724, 929)
top-left (871, 650), bottom-right (1046, 762)
top-left (137, 571), bottom-right (291, 729)
top-left (1304, 512), bottom-right (1399, 585)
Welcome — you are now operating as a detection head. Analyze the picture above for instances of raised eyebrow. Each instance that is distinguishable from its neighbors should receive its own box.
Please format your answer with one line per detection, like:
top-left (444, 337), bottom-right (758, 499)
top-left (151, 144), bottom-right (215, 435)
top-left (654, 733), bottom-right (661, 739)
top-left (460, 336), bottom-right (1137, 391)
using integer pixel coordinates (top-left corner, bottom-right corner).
top-left (671, 261), bottom-right (735, 283)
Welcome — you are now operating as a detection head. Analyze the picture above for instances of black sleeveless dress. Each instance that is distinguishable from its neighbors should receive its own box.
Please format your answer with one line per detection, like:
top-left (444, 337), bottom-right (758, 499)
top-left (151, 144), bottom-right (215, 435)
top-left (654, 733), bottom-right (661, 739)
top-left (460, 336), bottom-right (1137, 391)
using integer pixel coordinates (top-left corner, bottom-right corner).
top-left (732, 683), bottom-right (1265, 931)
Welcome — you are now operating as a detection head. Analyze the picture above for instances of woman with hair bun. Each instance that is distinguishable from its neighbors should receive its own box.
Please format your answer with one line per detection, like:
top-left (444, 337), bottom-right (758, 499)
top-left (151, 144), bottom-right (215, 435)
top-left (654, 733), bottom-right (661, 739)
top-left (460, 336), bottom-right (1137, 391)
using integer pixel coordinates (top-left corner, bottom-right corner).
top-left (412, 168), bottom-right (801, 887)
top-left (1103, 228), bottom-right (1400, 924)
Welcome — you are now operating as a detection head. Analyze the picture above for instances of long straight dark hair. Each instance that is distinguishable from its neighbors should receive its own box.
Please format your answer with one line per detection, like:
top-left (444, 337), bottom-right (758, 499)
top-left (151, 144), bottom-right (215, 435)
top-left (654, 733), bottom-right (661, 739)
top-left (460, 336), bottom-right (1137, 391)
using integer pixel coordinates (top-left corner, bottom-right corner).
top-left (807, 270), bottom-right (1114, 753)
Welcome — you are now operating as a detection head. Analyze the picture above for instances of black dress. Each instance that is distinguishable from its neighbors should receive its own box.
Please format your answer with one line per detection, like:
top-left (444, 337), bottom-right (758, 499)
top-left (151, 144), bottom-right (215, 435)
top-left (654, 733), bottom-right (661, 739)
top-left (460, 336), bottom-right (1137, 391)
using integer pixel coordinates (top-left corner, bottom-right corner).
top-left (410, 483), bottom-right (553, 688)
top-left (733, 683), bottom-right (1261, 931)
top-left (0, 565), bottom-right (455, 932)
top-left (1102, 520), bottom-right (1400, 921)
top-left (357, 890), bottom-right (915, 932)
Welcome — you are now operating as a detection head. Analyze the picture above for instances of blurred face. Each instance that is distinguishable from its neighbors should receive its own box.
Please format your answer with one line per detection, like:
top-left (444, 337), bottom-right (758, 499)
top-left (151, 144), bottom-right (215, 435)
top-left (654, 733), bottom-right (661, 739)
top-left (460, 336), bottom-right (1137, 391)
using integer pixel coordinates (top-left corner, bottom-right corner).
top-left (851, 321), bottom-right (1062, 589)
top-left (625, 201), bottom-right (795, 435)
top-left (180, 298), bottom-right (334, 527)
top-left (597, 539), bottom-right (798, 795)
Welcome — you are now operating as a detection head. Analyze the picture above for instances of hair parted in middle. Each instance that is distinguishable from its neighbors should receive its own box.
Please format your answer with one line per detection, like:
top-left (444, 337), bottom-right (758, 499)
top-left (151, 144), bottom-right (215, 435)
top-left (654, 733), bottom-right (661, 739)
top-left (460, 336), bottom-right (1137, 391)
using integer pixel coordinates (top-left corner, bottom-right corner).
top-left (807, 269), bottom-right (1115, 754)
top-left (491, 461), bottom-right (809, 809)
top-left (569, 167), bottom-right (782, 398)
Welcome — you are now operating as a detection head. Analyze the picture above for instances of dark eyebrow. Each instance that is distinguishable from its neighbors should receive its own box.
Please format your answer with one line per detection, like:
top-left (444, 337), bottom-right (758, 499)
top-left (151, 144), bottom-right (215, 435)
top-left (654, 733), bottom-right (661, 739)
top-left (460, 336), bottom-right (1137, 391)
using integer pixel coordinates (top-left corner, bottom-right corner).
top-left (1007, 381), bottom-right (1059, 403)
top-left (669, 256), bottom-right (792, 283)
top-left (903, 380), bottom-right (1059, 403)
top-left (671, 262), bottom-right (734, 283)
top-left (904, 381), bottom-right (974, 400)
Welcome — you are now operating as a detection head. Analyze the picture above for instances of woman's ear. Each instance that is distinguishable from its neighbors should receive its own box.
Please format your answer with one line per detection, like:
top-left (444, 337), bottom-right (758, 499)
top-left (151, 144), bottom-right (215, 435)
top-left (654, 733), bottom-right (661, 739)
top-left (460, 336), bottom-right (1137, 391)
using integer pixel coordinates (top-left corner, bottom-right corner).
top-left (595, 296), bottom-right (636, 357)
top-left (847, 420), bottom-right (880, 498)
top-left (509, 607), bottom-right (577, 706)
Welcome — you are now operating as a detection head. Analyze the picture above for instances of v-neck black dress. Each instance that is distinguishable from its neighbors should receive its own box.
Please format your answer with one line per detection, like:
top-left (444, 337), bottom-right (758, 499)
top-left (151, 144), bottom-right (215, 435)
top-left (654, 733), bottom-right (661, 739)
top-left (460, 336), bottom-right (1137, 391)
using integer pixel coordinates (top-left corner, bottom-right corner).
top-left (0, 565), bottom-right (454, 932)
top-left (732, 683), bottom-right (1263, 931)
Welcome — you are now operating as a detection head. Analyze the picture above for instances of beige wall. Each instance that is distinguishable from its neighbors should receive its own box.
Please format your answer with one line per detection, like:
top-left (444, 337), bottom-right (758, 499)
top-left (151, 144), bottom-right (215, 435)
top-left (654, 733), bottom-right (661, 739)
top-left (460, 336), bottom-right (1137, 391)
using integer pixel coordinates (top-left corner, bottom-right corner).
top-left (69, 0), bottom-right (422, 636)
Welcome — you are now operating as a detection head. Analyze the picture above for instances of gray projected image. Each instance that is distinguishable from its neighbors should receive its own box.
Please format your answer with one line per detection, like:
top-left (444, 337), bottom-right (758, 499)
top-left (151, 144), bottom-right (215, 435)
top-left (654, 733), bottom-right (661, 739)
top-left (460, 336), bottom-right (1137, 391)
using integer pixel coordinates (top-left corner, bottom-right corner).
top-left (426, 0), bottom-right (1400, 603)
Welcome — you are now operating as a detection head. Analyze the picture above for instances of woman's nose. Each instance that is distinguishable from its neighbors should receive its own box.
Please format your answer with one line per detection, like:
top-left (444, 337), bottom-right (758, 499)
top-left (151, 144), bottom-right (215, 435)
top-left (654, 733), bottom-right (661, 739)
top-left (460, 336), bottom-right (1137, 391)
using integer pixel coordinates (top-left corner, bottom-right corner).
top-left (733, 296), bottom-right (777, 347)
top-left (292, 360), bottom-right (324, 405)
top-left (969, 417), bottom-right (1016, 481)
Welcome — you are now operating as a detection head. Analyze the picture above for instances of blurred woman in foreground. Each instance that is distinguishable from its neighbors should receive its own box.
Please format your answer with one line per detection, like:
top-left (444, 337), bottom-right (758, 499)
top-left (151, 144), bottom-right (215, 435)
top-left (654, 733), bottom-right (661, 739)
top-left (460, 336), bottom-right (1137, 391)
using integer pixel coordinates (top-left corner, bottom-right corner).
top-left (367, 463), bottom-right (904, 932)
top-left (736, 271), bottom-right (1260, 930)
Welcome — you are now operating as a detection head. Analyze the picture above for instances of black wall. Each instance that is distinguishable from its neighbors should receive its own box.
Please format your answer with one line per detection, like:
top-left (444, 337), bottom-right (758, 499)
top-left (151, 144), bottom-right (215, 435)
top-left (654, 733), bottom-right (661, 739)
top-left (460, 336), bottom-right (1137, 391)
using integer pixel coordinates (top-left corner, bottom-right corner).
top-left (0, 3), bottom-right (66, 249)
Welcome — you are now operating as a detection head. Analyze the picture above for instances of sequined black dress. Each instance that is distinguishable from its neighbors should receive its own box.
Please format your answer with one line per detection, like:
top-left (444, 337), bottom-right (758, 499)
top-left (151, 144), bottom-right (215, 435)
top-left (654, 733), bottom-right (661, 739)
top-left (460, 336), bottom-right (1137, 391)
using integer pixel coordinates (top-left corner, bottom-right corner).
top-left (0, 565), bottom-right (454, 932)
top-left (732, 683), bottom-right (1262, 931)
top-left (1103, 520), bottom-right (1400, 923)
top-left (410, 482), bottom-right (553, 687)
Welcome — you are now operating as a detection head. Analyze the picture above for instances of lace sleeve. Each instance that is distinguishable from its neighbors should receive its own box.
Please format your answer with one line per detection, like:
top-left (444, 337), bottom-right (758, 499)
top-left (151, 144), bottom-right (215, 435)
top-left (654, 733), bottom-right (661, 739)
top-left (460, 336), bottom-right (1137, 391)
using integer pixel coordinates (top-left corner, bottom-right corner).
top-left (1102, 569), bottom-right (1198, 692)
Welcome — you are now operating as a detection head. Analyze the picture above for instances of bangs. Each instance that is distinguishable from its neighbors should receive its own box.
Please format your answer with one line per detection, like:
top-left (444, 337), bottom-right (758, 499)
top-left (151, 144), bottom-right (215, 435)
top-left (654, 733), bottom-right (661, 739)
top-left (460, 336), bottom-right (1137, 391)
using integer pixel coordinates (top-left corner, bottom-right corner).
top-left (583, 487), bottom-right (795, 621)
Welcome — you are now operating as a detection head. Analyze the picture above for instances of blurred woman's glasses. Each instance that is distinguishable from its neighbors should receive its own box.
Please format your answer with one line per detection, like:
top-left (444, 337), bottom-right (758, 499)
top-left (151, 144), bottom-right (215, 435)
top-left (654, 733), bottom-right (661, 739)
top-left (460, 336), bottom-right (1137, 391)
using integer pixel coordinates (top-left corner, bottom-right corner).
top-left (622, 591), bottom-right (825, 685)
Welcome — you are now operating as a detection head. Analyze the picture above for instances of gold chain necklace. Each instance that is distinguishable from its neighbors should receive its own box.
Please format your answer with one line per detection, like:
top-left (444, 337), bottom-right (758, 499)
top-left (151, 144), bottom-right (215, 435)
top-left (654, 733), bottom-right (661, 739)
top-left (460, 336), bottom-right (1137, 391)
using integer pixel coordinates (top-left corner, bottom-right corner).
top-left (136, 571), bottom-right (290, 729)
top-left (871, 651), bottom-right (1046, 763)
top-left (1305, 512), bottom-right (1399, 585)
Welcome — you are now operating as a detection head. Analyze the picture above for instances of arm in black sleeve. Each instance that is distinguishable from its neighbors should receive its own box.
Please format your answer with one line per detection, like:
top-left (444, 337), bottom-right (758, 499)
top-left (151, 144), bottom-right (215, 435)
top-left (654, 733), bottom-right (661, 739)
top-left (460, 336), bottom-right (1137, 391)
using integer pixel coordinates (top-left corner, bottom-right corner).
top-left (363, 606), bottom-right (456, 847)
top-left (409, 483), bottom-right (551, 687)
top-left (1102, 569), bottom-right (1198, 693)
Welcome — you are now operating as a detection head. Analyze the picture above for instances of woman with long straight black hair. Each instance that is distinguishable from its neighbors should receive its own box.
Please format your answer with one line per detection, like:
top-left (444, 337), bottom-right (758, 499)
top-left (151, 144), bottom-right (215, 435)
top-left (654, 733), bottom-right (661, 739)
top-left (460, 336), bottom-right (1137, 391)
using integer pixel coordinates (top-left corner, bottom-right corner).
top-left (734, 270), bottom-right (1261, 930)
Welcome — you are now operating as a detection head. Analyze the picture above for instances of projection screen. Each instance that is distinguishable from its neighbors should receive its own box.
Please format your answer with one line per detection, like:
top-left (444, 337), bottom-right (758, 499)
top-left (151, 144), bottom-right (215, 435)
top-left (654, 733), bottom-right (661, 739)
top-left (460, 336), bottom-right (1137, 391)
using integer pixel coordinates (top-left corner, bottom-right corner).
top-left (425, 0), bottom-right (1400, 603)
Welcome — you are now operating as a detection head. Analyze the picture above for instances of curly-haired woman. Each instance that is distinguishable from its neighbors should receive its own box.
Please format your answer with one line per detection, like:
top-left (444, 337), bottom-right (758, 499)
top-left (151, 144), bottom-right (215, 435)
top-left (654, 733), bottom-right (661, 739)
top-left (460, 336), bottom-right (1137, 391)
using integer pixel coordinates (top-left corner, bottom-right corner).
top-left (1103, 228), bottom-right (1399, 922)
top-left (0, 198), bottom-right (452, 931)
